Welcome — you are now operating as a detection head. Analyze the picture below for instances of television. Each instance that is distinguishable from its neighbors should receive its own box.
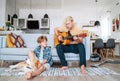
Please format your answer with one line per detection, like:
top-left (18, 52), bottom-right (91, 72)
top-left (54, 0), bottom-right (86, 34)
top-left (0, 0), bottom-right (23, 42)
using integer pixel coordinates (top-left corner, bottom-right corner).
top-left (27, 20), bottom-right (39, 29)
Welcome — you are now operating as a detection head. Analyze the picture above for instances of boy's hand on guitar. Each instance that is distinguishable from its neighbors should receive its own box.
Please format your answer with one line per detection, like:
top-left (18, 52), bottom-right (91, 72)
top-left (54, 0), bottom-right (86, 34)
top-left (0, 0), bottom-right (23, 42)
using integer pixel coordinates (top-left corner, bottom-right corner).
top-left (58, 35), bottom-right (63, 42)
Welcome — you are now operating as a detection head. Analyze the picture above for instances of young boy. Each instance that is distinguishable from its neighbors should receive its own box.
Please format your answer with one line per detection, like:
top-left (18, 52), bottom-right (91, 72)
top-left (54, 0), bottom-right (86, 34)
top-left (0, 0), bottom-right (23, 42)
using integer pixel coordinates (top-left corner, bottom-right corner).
top-left (25, 35), bottom-right (53, 79)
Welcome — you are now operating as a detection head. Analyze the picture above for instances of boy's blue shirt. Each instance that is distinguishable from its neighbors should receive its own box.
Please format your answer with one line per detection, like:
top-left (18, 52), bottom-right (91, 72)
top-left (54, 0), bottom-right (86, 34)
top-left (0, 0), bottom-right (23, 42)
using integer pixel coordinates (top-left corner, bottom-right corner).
top-left (33, 46), bottom-right (53, 66)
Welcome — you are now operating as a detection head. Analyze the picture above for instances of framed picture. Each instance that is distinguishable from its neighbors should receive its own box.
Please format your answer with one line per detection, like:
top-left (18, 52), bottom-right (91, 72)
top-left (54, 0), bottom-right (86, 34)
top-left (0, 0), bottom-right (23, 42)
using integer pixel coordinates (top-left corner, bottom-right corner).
top-left (40, 18), bottom-right (50, 29)
top-left (13, 18), bottom-right (18, 27)
top-left (112, 25), bottom-right (115, 32)
top-left (115, 17), bottom-right (119, 30)
top-left (18, 18), bottom-right (27, 29)
top-left (89, 21), bottom-right (95, 25)
top-left (112, 19), bottom-right (115, 24)
top-left (13, 18), bottom-right (27, 29)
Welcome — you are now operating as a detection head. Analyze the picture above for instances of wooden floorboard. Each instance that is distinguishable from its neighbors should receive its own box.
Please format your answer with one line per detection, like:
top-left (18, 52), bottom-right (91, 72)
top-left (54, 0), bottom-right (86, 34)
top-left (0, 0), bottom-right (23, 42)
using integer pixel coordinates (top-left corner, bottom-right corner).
top-left (0, 75), bottom-right (120, 81)
top-left (0, 56), bottom-right (120, 81)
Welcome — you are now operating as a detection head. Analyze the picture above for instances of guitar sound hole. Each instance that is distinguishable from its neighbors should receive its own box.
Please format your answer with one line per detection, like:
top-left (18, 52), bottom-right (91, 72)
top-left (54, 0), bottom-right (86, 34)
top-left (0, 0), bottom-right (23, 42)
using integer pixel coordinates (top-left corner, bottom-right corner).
top-left (59, 41), bottom-right (63, 44)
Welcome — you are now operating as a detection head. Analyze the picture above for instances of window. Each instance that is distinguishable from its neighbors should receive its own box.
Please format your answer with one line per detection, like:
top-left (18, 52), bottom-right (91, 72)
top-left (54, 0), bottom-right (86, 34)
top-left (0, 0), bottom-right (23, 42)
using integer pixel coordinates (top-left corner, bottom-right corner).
top-left (101, 16), bottom-right (110, 40)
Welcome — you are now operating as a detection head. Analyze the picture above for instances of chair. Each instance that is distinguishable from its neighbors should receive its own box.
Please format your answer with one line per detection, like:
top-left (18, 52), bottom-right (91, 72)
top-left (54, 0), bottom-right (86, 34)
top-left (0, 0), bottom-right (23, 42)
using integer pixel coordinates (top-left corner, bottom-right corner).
top-left (93, 38), bottom-right (104, 58)
top-left (105, 38), bottom-right (115, 58)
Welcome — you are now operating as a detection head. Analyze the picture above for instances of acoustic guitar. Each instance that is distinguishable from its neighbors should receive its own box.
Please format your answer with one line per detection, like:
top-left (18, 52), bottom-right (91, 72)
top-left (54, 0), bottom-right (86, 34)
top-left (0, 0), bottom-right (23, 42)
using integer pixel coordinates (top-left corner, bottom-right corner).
top-left (54, 32), bottom-right (87, 46)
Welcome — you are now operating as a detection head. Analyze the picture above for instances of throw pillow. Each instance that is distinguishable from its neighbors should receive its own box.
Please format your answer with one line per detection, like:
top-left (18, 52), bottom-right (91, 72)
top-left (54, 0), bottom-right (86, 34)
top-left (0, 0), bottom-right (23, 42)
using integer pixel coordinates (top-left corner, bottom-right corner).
top-left (6, 32), bottom-right (26, 48)
top-left (6, 34), bottom-right (14, 48)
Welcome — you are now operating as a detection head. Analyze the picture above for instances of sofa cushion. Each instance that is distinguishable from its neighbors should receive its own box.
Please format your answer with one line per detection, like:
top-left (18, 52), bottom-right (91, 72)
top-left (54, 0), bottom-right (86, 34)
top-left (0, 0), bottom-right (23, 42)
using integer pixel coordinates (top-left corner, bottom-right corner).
top-left (6, 34), bottom-right (14, 48)
top-left (6, 33), bottom-right (26, 48)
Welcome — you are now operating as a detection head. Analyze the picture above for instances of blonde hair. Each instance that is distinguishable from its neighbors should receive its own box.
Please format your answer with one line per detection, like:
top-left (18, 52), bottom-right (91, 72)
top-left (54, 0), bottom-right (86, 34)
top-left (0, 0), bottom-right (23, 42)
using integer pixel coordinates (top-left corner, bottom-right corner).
top-left (37, 36), bottom-right (47, 43)
top-left (63, 16), bottom-right (76, 27)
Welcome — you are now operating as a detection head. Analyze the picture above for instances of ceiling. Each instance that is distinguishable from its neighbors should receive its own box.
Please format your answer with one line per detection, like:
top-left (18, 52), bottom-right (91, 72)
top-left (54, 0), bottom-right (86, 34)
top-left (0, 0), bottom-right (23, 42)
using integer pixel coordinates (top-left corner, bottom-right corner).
top-left (7, 0), bottom-right (120, 14)
top-left (16, 0), bottom-right (62, 9)
top-left (12, 0), bottom-right (120, 8)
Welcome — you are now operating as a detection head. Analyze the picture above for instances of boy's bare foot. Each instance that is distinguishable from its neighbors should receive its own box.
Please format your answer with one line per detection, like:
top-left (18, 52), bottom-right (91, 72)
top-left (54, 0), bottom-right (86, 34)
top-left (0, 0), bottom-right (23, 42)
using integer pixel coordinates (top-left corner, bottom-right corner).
top-left (60, 66), bottom-right (68, 70)
top-left (80, 65), bottom-right (86, 74)
top-left (25, 71), bottom-right (32, 80)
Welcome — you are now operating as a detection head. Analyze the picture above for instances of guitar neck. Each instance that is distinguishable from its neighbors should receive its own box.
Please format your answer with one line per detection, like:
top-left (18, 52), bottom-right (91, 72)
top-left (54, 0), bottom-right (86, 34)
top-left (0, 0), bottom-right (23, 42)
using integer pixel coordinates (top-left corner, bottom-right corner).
top-left (63, 36), bottom-right (73, 40)
top-left (54, 32), bottom-right (87, 46)
top-left (63, 33), bottom-right (86, 40)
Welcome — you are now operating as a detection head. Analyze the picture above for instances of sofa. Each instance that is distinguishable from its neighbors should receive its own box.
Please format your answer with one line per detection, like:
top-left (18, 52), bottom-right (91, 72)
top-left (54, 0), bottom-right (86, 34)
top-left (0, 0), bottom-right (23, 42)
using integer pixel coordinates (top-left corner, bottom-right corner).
top-left (0, 33), bottom-right (90, 63)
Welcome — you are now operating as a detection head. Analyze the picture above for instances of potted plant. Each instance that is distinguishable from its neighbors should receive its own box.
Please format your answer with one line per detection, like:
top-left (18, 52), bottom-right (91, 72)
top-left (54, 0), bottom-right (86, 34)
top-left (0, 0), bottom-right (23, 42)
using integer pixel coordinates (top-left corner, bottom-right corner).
top-left (5, 21), bottom-right (11, 30)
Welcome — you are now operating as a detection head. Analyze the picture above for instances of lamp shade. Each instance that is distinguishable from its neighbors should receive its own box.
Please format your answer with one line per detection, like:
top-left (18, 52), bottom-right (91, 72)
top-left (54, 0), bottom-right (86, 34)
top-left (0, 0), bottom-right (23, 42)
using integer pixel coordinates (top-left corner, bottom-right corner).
top-left (28, 13), bottom-right (33, 18)
top-left (94, 20), bottom-right (100, 26)
top-left (13, 14), bottom-right (18, 18)
top-left (44, 14), bottom-right (49, 18)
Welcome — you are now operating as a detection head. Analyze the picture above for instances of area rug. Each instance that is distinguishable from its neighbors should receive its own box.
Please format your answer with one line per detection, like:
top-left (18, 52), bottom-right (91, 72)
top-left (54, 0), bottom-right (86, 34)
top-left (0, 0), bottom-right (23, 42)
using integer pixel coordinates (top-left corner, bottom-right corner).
top-left (0, 67), bottom-right (119, 76)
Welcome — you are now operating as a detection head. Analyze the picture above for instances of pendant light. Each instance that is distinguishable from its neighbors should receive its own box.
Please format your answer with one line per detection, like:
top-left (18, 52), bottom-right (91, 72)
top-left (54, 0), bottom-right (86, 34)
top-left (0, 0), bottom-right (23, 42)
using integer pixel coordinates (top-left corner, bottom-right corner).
top-left (44, 0), bottom-right (49, 18)
top-left (28, 0), bottom-right (33, 18)
top-left (94, 0), bottom-right (100, 26)
top-left (13, 0), bottom-right (18, 18)
top-left (28, 13), bottom-right (33, 18)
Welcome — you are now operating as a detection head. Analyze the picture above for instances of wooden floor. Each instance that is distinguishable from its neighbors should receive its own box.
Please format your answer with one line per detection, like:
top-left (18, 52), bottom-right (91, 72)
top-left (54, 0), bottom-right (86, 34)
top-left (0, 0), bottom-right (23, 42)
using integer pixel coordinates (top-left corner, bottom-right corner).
top-left (0, 57), bottom-right (120, 81)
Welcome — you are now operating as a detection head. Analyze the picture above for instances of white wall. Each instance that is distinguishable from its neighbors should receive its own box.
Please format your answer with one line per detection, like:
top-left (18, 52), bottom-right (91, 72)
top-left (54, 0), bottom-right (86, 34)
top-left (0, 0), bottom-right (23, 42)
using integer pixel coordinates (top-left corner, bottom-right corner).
top-left (5, 0), bottom-right (120, 38)
top-left (19, 9), bottom-right (63, 34)
top-left (19, 9), bottom-right (96, 34)
top-left (6, 0), bottom-right (14, 21)
top-left (0, 0), bottom-right (15, 27)
top-left (0, 0), bottom-right (6, 27)
top-left (100, 4), bottom-right (120, 56)
top-left (62, 0), bottom-right (96, 27)
top-left (19, 0), bottom-right (99, 34)
top-left (110, 3), bottom-right (120, 39)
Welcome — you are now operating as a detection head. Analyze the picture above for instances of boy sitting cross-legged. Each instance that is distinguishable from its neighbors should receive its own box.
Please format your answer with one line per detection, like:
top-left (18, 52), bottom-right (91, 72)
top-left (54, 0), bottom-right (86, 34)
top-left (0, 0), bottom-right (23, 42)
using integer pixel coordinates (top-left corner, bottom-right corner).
top-left (25, 35), bottom-right (53, 80)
